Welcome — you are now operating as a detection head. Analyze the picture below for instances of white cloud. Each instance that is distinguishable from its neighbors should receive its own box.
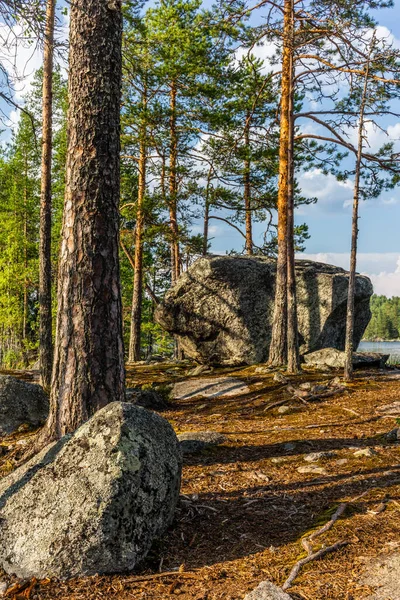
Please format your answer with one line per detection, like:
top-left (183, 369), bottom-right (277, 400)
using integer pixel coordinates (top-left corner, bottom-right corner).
top-left (299, 252), bottom-right (400, 297)
top-left (297, 169), bottom-right (353, 213)
top-left (0, 24), bottom-right (43, 101)
top-left (235, 41), bottom-right (277, 73)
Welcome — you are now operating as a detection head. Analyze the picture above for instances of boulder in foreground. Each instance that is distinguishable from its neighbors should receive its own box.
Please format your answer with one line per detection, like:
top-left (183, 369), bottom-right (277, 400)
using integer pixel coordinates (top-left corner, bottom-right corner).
top-left (0, 402), bottom-right (181, 579)
top-left (0, 375), bottom-right (49, 437)
top-left (155, 256), bottom-right (373, 365)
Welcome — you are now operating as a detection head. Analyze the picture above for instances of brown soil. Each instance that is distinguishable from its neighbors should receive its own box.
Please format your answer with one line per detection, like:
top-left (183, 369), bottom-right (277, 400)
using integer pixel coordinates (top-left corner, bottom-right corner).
top-left (1, 364), bottom-right (400, 600)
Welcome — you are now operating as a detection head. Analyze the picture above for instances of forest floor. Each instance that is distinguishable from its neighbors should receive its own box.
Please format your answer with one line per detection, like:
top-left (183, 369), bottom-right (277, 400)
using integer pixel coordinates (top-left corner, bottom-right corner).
top-left (1, 363), bottom-right (400, 600)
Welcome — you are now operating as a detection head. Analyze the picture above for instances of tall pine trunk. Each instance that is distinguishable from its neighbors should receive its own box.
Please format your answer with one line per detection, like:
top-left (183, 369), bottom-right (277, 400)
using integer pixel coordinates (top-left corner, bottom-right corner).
top-left (169, 80), bottom-right (180, 284)
top-left (169, 80), bottom-right (183, 359)
top-left (268, 0), bottom-right (292, 366)
top-left (344, 41), bottom-right (372, 381)
top-left (202, 166), bottom-right (212, 256)
top-left (244, 118), bottom-right (252, 255)
top-left (46, 0), bottom-right (125, 439)
top-left (128, 122), bottom-right (146, 363)
top-left (286, 33), bottom-right (300, 374)
top-left (39, 0), bottom-right (56, 391)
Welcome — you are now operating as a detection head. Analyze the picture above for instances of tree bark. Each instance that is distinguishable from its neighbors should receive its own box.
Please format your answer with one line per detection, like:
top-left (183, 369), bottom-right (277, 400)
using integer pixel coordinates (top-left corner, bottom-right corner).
top-left (39, 0), bottom-right (55, 391)
top-left (46, 0), bottom-right (125, 439)
top-left (268, 0), bottom-right (292, 366)
top-left (23, 158), bottom-right (28, 344)
top-left (169, 80), bottom-right (180, 284)
top-left (128, 115), bottom-right (146, 363)
top-left (168, 80), bottom-right (183, 359)
top-left (344, 39), bottom-right (373, 381)
top-left (286, 20), bottom-right (300, 374)
top-left (244, 118), bottom-right (253, 255)
top-left (202, 166), bottom-right (212, 256)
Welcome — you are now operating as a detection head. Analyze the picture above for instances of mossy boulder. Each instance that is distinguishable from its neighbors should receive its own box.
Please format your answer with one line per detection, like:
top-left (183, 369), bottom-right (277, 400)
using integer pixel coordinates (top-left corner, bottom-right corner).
top-left (0, 402), bottom-right (181, 579)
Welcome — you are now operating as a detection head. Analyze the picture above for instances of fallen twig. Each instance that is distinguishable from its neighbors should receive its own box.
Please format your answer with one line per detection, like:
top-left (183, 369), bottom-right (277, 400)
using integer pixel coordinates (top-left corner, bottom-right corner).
top-left (282, 541), bottom-right (348, 591)
top-left (282, 502), bottom-right (349, 590)
top-left (120, 571), bottom-right (198, 584)
top-left (263, 397), bottom-right (295, 411)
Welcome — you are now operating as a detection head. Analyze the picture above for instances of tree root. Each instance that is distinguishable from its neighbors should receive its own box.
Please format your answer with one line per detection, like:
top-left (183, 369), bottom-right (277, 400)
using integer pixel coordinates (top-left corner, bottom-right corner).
top-left (282, 498), bottom-right (357, 590)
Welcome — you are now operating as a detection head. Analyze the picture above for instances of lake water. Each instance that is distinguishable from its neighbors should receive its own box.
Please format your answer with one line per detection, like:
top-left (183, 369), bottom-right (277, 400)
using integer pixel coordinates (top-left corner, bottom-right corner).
top-left (358, 340), bottom-right (400, 364)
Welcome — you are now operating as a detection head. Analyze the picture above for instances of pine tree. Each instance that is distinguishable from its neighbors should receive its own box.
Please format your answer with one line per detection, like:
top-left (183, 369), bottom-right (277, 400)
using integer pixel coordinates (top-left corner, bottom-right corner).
top-left (45, 0), bottom-right (125, 440)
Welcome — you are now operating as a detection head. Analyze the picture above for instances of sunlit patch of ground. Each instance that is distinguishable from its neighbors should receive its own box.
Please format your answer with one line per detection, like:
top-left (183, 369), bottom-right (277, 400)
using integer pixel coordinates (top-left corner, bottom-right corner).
top-left (1, 364), bottom-right (400, 599)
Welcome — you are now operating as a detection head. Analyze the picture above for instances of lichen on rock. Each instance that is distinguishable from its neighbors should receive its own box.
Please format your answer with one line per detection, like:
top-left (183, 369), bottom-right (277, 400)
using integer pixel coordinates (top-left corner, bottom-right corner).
top-left (155, 256), bottom-right (373, 365)
top-left (0, 402), bottom-right (182, 579)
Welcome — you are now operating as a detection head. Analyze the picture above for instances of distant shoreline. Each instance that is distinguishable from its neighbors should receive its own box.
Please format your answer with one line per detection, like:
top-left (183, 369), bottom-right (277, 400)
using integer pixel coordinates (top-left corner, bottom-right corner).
top-left (361, 339), bottom-right (400, 343)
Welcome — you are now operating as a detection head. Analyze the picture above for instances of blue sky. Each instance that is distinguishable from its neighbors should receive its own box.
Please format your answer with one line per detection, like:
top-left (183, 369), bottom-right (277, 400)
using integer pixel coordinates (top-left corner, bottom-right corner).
top-left (1, 0), bottom-right (400, 296)
top-left (208, 2), bottom-right (400, 297)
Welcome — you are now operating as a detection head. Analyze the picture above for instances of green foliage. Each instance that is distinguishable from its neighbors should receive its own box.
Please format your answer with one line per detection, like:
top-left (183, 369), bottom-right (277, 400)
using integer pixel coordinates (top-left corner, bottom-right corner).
top-left (0, 68), bottom-right (67, 367)
top-left (364, 295), bottom-right (400, 340)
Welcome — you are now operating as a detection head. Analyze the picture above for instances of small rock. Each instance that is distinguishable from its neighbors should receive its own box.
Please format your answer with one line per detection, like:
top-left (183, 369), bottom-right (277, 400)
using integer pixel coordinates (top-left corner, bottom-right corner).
top-left (277, 405), bottom-right (291, 414)
top-left (244, 580), bottom-right (292, 600)
top-left (271, 457), bottom-right (286, 464)
top-left (384, 428), bottom-right (400, 442)
top-left (273, 373), bottom-right (289, 384)
top-left (187, 365), bottom-right (213, 377)
top-left (304, 451), bottom-right (335, 462)
top-left (329, 376), bottom-right (342, 388)
top-left (292, 388), bottom-right (310, 398)
top-left (298, 382), bottom-right (312, 391)
top-left (0, 375), bottom-right (49, 438)
top-left (336, 458), bottom-right (348, 466)
top-left (177, 431), bottom-right (226, 455)
top-left (311, 384), bottom-right (329, 394)
top-left (0, 581), bottom-right (8, 597)
top-left (377, 402), bottom-right (400, 416)
top-left (283, 442), bottom-right (296, 452)
top-left (254, 366), bottom-right (271, 374)
top-left (298, 465), bottom-right (327, 475)
top-left (354, 448), bottom-right (377, 458)
top-left (125, 388), bottom-right (168, 411)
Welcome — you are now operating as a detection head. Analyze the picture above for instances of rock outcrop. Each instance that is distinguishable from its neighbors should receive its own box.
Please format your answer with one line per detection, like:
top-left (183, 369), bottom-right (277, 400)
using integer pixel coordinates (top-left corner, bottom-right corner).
top-left (155, 256), bottom-right (373, 365)
top-left (171, 377), bottom-right (250, 400)
top-left (0, 402), bottom-right (181, 579)
top-left (303, 348), bottom-right (389, 368)
top-left (0, 375), bottom-right (49, 437)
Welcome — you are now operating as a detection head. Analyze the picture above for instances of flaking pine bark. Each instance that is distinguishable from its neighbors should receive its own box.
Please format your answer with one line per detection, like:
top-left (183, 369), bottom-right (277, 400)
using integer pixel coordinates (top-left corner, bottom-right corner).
top-left (268, 0), bottom-right (293, 366)
top-left (244, 116), bottom-right (253, 255)
top-left (46, 0), bottom-right (125, 438)
top-left (39, 0), bottom-right (56, 391)
top-left (286, 30), bottom-right (300, 375)
top-left (169, 80), bottom-right (180, 284)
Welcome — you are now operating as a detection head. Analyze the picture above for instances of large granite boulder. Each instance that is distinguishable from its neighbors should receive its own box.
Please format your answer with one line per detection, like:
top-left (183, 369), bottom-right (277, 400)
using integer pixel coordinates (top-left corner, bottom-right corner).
top-left (155, 256), bottom-right (373, 365)
top-left (0, 375), bottom-right (49, 437)
top-left (0, 402), bottom-right (181, 579)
